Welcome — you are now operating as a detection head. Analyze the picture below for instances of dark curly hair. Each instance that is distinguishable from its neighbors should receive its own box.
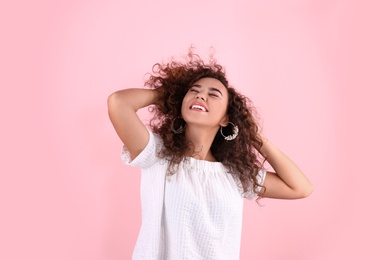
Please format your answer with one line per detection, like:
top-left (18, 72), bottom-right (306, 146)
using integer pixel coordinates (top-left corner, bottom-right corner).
top-left (145, 49), bottom-right (267, 200)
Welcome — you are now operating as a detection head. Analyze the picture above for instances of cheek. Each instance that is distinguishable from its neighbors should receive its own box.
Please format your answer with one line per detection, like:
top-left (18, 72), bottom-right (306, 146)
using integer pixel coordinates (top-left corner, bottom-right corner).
top-left (181, 95), bottom-right (188, 107)
top-left (220, 99), bottom-right (229, 113)
top-left (212, 103), bottom-right (229, 120)
top-left (181, 95), bottom-right (189, 114)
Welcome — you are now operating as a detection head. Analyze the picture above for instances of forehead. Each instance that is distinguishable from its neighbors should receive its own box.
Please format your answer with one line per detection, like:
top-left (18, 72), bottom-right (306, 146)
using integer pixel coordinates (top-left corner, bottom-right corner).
top-left (192, 77), bottom-right (228, 94)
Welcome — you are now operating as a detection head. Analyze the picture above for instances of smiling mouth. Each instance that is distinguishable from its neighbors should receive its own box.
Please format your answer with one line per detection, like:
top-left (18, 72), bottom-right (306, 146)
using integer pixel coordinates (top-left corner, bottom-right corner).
top-left (190, 104), bottom-right (208, 112)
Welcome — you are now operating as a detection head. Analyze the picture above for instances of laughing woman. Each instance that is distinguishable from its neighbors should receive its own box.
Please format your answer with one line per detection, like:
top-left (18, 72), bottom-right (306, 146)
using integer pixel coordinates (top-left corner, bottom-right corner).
top-left (107, 50), bottom-right (313, 260)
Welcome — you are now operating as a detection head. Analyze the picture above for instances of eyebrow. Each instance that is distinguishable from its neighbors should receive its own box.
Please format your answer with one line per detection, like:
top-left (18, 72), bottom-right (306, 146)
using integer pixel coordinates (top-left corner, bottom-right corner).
top-left (192, 84), bottom-right (223, 96)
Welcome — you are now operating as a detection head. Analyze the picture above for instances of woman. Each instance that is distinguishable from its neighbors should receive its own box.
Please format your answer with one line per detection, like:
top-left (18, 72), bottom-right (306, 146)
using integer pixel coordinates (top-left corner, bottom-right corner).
top-left (107, 50), bottom-right (313, 259)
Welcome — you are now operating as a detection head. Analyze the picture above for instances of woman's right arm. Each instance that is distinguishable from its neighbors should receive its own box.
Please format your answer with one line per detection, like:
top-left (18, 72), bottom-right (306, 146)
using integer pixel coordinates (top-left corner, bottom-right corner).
top-left (107, 88), bottom-right (159, 159)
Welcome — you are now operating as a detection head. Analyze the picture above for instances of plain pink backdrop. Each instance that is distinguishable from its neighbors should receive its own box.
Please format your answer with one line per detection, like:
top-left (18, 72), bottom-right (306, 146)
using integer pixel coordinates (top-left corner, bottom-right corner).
top-left (1, 0), bottom-right (389, 259)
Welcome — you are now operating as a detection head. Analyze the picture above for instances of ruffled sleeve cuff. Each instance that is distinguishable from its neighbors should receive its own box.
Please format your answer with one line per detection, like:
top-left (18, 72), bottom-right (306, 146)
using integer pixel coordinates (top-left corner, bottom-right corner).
top-left (120, 129), bottom-right (158, 169)
top-left (244, 168), bottom-right (267, 200)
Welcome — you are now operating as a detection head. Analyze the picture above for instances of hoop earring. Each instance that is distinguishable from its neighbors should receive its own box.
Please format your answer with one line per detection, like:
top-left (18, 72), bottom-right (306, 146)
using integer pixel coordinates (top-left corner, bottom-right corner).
top-left (220, 122), bottom-right (239, 141)
top-left (172, 117), bottom-right (186, 134)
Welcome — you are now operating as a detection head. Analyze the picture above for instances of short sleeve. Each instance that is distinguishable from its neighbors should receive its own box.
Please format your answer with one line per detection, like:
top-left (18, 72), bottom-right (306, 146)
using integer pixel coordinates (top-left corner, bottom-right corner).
top-left (120, 129), bottom-right (161, 169)
top-left (243, 168), bottom-right (267, 200)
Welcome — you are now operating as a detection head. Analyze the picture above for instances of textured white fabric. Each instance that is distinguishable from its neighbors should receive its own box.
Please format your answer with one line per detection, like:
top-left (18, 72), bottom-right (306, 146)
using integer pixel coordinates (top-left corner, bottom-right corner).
top-left (121, 130), bottom-right (266, 260)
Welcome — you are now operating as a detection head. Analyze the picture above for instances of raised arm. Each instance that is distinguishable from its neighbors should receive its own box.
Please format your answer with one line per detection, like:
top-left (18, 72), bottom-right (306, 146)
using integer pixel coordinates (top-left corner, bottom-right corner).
top-left (260, 136), bottom-right (314, 199)
top-left (107, 88), bottom-right (158, 159)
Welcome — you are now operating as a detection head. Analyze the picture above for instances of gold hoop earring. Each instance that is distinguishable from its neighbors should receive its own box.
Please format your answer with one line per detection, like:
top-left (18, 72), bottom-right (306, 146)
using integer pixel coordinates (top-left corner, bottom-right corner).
top-left (220, 122), bottom-right (239, 141)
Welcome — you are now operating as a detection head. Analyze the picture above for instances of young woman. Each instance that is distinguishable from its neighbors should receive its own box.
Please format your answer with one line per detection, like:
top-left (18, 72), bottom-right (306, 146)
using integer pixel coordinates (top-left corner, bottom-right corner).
top-left (107, 50), bottom-right (313, 259)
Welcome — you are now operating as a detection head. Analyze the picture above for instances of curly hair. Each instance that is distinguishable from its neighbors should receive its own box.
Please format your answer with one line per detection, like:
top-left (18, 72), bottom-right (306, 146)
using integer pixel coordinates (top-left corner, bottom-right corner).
top-left (145, 49), bottom-right (267, 200)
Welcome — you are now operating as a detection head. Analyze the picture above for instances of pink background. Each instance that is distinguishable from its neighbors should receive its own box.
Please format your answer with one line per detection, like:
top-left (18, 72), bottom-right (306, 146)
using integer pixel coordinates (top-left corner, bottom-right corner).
top-left (1, 0), bottom-right (389, 259)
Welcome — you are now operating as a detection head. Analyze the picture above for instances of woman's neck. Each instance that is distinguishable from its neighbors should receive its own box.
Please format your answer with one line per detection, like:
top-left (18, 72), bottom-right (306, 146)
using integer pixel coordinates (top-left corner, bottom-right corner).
top-left (184, 126), bottom-right (219, 161)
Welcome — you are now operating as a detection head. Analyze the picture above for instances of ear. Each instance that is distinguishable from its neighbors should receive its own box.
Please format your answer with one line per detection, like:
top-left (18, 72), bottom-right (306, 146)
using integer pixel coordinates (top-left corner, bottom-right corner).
top-left (219, 115), bottom-right (229, 127)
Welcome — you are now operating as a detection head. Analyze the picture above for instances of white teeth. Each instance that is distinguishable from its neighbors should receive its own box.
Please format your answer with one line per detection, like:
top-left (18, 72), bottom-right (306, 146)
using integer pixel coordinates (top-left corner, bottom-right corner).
top-left (191, 105), bottom-right (206, 112)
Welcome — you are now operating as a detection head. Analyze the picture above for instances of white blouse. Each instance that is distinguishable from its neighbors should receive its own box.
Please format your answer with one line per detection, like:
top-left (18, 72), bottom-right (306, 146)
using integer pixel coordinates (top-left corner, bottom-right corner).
top-left (121, 130), bottom-right (266, 260)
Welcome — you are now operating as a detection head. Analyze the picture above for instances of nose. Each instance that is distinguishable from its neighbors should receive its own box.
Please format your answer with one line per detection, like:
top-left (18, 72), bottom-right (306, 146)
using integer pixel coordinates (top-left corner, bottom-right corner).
top-left (195, 92), bottom-right (207, 101)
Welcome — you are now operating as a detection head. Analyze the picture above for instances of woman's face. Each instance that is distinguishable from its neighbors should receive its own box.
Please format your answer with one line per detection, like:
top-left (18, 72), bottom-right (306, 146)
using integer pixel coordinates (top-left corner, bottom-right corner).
top-left (181, 77), bottom-right (229, 128)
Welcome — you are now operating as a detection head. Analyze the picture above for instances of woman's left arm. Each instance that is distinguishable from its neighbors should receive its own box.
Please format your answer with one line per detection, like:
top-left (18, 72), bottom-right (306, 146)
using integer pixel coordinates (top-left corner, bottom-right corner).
top-left (259, 135), bottom-right (314, 199)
